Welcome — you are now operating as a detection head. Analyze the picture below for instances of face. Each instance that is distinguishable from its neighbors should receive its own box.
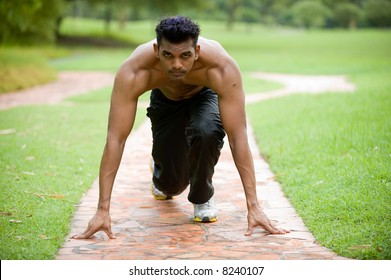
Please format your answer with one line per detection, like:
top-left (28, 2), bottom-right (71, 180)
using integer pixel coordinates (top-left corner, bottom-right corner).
top-left (154, 38), bottom-right (200, 81)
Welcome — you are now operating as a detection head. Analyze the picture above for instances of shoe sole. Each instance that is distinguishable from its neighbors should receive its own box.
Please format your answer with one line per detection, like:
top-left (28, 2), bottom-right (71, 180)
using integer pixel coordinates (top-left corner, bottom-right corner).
top-left (153, 194), bottom-right (173, 200)
top-left (150, 159), bottom-right (173, 200)
top-left (151, 185), bottom-right (173, 200)
top-left (194, 216), bottom-right (218, 223)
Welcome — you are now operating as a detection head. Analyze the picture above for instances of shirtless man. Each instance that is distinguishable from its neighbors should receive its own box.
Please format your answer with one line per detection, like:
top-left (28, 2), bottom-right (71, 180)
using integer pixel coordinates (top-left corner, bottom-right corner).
top-left (73, 16), bottom-right (289, 239)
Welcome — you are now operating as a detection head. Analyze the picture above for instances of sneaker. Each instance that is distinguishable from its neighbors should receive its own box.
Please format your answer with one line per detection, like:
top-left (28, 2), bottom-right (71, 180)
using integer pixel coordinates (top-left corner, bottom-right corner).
top-left (193, 200), bottom-right (218, 223)
top-left (150, 158), bottom-right (172, 200)
top-left (151, 183), bottom-right (172, 200)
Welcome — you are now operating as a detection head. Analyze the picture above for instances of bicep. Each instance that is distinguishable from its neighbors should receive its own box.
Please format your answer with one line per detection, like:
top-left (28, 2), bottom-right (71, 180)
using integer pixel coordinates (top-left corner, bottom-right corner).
top-left (218, 90), bottom-right (247, 143)
top-left (106, 71), bottom-right (145, 142)
top-left (212, 63), bottom-right (247, 141)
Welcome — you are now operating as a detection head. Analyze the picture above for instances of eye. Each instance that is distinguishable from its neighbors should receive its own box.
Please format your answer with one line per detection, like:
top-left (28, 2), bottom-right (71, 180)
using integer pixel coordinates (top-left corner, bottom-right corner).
top-left (182, 53), bottom-right (191, 58)
top-left (163, 52), bottom-right (172, 58)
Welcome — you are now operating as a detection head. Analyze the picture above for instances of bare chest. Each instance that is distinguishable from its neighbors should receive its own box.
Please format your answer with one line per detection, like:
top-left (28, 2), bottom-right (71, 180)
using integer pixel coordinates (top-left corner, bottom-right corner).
top-left (159, 83), bottom-right (204, 101)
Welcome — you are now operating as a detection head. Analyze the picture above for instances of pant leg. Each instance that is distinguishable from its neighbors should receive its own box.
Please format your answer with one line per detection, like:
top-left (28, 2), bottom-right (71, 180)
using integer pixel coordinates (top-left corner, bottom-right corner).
top-left (186, 89), bottom-right (226, 204)
top-left (147, 88), bottom-right (225, 203)
top-left (146, 89), bottom-right (190, 196)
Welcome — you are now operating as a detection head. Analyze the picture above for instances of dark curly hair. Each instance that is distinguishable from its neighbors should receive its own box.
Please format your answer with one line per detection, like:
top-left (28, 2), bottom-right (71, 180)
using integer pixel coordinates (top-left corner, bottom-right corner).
top-left (155, 16), bottom-right (200, 48)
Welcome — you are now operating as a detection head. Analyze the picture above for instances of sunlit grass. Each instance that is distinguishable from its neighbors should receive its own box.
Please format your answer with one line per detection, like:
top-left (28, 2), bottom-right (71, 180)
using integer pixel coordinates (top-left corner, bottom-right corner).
top-left (0, 47), bottom-right (66, 93)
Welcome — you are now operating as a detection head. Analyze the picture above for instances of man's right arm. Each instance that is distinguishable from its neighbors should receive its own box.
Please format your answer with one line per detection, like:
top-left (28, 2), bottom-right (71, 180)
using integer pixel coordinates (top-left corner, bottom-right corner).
top-left (72, 61), bottom-right (147, 239)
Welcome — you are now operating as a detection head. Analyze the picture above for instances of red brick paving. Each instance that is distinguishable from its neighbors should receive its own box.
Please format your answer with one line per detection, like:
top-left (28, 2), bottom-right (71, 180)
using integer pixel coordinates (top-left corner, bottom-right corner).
top-left (57, 120), bottom-right (347, 260)
top-left (0, 71), bottom-right (114, 110)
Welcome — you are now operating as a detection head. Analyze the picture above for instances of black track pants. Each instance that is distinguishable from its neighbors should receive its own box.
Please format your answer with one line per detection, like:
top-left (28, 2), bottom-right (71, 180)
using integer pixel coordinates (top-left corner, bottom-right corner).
top-left (146, 87), bottom-right (225, 204)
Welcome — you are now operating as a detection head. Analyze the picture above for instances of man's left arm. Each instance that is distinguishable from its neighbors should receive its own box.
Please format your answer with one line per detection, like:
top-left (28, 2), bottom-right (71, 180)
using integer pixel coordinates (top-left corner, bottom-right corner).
top-left (211, 59), bottom-right (289, 235)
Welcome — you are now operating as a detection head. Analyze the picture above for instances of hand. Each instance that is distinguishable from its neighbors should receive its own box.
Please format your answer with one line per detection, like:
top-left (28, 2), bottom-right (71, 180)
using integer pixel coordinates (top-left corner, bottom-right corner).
top-left (72, 210), bottom-right (116, 239)
top-left (245, 206), bottom-right (290, 236)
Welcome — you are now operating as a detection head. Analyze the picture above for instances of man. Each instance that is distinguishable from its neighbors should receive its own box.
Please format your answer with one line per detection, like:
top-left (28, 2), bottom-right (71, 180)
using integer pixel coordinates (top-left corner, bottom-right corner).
top-left (73, 16), bottom-right (289, 239)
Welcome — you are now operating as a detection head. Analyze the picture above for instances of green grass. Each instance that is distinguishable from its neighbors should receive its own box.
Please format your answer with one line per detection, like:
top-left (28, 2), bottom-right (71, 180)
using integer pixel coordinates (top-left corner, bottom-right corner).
top-left (0, 47), bottom-right (67, 93)
top-left (1, 17), bottom-right (390, 259)
top-left (0, 87), bottom-right (145, 259)
top-left (49, 47), bottom-right (131, 72)
top-left (243, 34), bottom-right (391, 259)
top-left (247, 80), bottom-right (391, 259)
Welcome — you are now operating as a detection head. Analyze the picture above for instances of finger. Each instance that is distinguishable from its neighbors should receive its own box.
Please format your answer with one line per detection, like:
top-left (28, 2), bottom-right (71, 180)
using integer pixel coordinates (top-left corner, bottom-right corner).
top-left (104, 228), bottom-right (116, 239)
top-left (71, 226), bottom-right (96, 239)
top-left (71, 230), bottom-right (94, 239)
top-left (268, 222), bottom-right (291, 234)
top-left (267, 225), bottom-right (291, 235)
top-left (246, 221), bottom-right (285, 235)
top-left (244, 226), bottom-right (254, 236)
top-left (71, 233), bottom-right (89, 239)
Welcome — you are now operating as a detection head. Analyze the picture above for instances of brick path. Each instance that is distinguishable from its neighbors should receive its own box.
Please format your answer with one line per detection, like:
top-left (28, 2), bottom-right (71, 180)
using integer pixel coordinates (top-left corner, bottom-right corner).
top-left (56, 117), bottom-right (348, 260)
top-left (0, 71), bottom-right (114, 110)
top-left (2, 71), bottom-right (352, 260)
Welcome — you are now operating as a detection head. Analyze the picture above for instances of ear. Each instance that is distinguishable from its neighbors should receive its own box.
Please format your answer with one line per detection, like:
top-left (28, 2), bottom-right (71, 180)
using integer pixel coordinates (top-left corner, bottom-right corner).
top-left (195, 44), bottom-right (200, 60)
top-left (153, 43), bottom-right (159, 58)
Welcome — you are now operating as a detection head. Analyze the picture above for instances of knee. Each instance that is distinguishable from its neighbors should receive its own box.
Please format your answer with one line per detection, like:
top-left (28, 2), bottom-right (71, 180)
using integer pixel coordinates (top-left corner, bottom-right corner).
top-left (154, 177), bottom-right (188, 196)
top-left (187, 120), bottom-right (225, 147)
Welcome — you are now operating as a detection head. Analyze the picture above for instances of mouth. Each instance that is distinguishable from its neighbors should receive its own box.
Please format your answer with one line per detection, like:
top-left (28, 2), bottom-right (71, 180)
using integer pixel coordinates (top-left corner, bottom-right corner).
top-left (169, 71), bottom-right (186, 78)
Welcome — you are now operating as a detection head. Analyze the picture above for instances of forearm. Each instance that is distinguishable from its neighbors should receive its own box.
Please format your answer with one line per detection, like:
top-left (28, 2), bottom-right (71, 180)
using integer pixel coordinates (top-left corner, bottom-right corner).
top-left (97, 138), bottom-right (126, 211)
top-left (229, 137), bottom-right (260, 209)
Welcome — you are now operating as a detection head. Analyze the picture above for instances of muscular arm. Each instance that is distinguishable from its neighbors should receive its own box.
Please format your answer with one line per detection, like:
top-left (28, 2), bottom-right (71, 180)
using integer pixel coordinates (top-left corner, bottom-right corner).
top-left (210, 59), bottom-right (258, 207)
top-left (209, 55), bottom-right (289, 235)
top-left (73, 52), bottom-right (150, 239)
top-left (98, 70), bottom-right (139, 212)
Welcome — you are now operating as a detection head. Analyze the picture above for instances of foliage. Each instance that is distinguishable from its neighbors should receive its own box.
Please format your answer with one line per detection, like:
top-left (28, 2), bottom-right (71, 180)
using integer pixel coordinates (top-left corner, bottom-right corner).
top-left (363, 0), bottom-right (391, 27)
top-left (334, 2), bottom-right (363, 28)
top-left (290, 0), bottom-right (332, 28)
top-left (63, 0), bottom-right (391, 33)
top-left (0, 0), bottom-right (65, 45)
top-left (1, 0), bottom-right (391, 46)
top-left (67, 0), bottom-right (208, 31)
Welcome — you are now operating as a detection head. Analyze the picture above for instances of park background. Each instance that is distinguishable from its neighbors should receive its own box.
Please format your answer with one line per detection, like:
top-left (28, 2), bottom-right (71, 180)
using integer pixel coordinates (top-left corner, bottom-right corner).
top-left (0, 0), bottom-right (390, 260)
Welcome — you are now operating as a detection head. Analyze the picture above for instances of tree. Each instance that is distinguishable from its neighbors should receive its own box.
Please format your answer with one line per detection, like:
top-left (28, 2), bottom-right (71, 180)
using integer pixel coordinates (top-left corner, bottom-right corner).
top-left (0, 0), bottom-right (65, 45)
top-left (363, 0), bottom-right (391, 27)
top-left (211, 0), bottom-right (244, 30)
top-left (256, 0), bottom-right (296, 26)
top-left (290, 0), bottom-right (332, 28)
top-left (334, 2), bottom-right (362, 28)
top-left (72, 0), bottom-right (206, 32)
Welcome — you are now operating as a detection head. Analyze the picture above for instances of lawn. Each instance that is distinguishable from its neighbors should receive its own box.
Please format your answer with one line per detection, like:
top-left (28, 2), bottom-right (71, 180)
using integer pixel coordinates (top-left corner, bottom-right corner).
top-left (0, 47), bottom-right (66, 93)
top-left (0, 18), bottom-right (390, 259)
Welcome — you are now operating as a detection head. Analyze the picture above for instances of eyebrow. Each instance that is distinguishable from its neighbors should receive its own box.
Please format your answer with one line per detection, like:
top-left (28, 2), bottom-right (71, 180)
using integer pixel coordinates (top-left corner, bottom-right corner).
top-left (162, 50), bottom-right (192, 56)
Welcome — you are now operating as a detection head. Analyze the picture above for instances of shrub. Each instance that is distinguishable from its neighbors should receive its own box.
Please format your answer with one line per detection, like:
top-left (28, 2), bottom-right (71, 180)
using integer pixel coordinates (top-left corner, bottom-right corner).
top-left (290, 0), bottom-right (332, 29)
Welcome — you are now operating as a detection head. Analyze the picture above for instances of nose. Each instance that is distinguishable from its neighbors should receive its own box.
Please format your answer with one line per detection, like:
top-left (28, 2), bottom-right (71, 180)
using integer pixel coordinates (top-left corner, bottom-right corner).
top-left (172, 59), bottom-right (182, 70)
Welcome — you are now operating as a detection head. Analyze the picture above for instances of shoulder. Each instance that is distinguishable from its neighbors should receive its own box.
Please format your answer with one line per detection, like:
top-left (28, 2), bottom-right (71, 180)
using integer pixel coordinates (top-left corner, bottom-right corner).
top-left (198, 38), bottom-right (240, 74)
top-left (121, 40), bottom-right (157, 72)
top-left (197, 37), bottom-right (239, 75)
top-left (198, 37), bottom-right (231, 64)
top-left (113, 40), bottom-right (158, 95)
top-left (195, 38), bottom-right (243, 93)
top-left (118, 40), bottom-right (158, 78)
